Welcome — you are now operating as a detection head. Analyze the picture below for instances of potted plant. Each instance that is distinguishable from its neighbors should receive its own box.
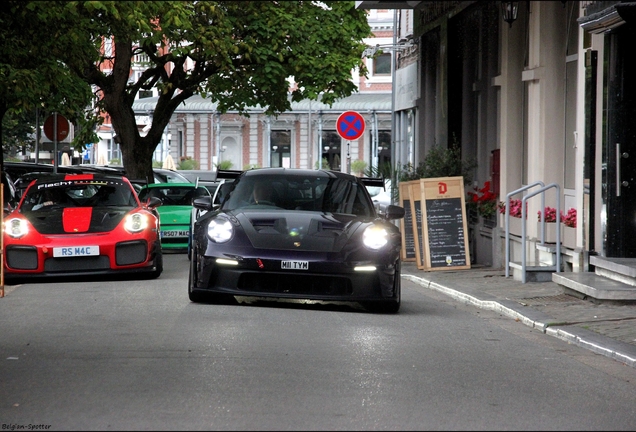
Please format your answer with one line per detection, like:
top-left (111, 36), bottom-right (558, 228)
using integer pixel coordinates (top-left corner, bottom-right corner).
top-left (498, 199), bottom-right (525, 235)
top-left (561, 208), bottom-right (577, 248)
top-left (351, 159), bottom-right (368, 177)
top-left (537, 206), bottom-right (558, 243)
top-left (467, 181), bottom-right (498, 222)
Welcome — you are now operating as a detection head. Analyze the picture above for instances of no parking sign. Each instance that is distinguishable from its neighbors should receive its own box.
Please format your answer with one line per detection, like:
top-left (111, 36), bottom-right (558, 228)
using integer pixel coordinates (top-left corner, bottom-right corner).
top-left (336, 111), bottom-right (365, 141)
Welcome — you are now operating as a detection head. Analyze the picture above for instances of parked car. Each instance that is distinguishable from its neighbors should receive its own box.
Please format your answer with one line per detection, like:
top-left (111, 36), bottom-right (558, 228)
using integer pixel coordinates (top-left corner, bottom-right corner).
top-left (74, 164), bottom-right (191, 185)
top-left (177, 169), bottom-right (217, 183)
top-left (179, 169), bottom-right (245, 193)
top-left (3, 161), bottom-right (83, 181)
top-left (3, 173), bottom-right (163, 283)
top-left (137, 183), bottom-right (211, 253)
top-left (188, 168), bottom-right (405, 313)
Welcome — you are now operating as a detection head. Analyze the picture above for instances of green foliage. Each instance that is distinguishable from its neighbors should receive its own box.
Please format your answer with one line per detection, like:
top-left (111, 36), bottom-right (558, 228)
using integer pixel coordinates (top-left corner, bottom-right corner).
top-left (216, 160), bottom-right (233, 170)
top-left (366, 162), bottom-right (400, 204)
top-left (31, 1), bottom-right (372, 182)
top-left (399, 145), bottom-right (477, 185)
top-left (315, 158), bottom-right (330, 170)
top-left (244, 163), bottom-right (261, 170)
top-left (2, 109), bottom-right (36, 155)
top-left (152, 160), bottom-right (162, 168)
top-left (178, 157), bottom-right (199, 170)
top-left (109, 158), bottom-right (121, 165)
top-left (350, 159), bottom-right (367, 176)
top-left (0, 1), bottom-right (100, 163)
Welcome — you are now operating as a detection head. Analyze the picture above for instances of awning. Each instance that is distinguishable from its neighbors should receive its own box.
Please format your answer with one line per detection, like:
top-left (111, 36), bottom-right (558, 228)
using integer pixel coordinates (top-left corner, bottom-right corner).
top-left (579, 2), bottom-right (636, 34)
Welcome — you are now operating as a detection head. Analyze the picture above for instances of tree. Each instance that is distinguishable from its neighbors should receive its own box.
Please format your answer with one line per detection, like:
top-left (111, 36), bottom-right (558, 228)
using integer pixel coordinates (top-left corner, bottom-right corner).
top-left (60, 1), bottom-right (371, 182)
top-left (2, 109), bottom-right (36, 157)
top-left (0, 1), bottom-right (100, 167)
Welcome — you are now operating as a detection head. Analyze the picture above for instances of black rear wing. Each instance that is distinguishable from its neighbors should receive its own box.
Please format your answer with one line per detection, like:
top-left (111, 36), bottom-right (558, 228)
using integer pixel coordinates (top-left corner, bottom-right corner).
top-left (215, 169), bottom-right (243, 180)
top-left (360, 177), bottom-right (386, 189)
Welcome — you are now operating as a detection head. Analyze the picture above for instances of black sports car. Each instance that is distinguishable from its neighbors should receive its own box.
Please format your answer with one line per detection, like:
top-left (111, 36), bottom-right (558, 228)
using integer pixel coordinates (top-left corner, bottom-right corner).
top-left (188, 168), bottom-right (405, 313)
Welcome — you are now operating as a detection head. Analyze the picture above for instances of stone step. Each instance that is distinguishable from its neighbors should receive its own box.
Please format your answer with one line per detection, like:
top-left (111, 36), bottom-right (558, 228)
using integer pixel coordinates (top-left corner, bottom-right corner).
top-left (509, 261), bottom-right (557, 271)
top-left (509, 261), bottom-right (557, 282)
top-left (590, 256), bottom-right (636, 286)
top-left (553, 272), bottom-right (636, 301)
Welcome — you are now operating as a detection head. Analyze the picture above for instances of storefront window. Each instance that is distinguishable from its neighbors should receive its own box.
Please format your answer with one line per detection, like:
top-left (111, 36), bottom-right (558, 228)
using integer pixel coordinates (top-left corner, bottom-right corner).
top-left (271, 130), bottom-right (291, 168)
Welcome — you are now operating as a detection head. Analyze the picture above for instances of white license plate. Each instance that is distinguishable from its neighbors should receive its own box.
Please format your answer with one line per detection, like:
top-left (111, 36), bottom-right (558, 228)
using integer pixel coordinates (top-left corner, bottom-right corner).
top-left (161, 230), bottom-right (189, 238)
top-left (53, 246), bottom-right (100, 257)
top-left (281, 260), bottom-right (309, 270)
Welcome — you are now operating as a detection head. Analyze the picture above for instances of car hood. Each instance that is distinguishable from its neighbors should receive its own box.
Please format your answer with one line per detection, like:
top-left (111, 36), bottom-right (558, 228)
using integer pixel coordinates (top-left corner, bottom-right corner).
top-left (23, 207), bottom-right (130, 234)
top-left (157, 205), bottom-right (191, 223)
top-left (229, 209), bottom-right (367, 252)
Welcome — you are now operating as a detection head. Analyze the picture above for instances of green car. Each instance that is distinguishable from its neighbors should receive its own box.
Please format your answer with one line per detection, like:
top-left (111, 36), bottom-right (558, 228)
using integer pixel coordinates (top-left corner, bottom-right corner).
top-left (138, 183), bottom-right (210, 252)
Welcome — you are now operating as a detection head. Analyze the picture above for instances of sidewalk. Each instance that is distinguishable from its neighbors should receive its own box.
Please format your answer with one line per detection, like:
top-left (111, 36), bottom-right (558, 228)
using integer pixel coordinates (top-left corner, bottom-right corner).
top-left (401, 262), bottom-right (636, 368)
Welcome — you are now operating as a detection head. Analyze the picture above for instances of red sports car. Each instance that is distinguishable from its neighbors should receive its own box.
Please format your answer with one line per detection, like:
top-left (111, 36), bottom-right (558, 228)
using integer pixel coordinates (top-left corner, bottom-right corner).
top-left (3, 173), bottom-right (163, 283)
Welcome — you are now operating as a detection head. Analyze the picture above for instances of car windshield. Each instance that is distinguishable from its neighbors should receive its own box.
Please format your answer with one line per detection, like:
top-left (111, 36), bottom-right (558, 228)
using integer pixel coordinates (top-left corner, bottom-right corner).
top-left (21, 179), bottom-right (137, 211)
top-left (222, 173), bottom-right (374, 216)
top-left (154, 170), bottom-right (190, 183)
top-left (138, 185), bottom-right (209, 206)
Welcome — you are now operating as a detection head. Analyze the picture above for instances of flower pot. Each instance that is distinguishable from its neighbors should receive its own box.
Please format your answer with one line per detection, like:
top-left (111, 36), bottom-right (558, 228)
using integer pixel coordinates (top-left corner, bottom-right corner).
top-left (563, 226), bottom-right (576, 248)
top-left (537, 222), bottom-right (558, 243)
top-left (501, 214), bottom-right (524, 236)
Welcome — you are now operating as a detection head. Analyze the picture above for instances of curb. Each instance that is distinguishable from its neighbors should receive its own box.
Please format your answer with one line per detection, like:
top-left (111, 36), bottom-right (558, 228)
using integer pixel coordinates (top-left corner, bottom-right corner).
top-left (402, 273), bottom-right (636, 368)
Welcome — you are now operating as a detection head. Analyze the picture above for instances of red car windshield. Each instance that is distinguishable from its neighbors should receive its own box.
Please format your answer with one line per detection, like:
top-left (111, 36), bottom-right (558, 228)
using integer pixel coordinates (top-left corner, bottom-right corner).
top-left (21, 179), bottom-right (137, 211)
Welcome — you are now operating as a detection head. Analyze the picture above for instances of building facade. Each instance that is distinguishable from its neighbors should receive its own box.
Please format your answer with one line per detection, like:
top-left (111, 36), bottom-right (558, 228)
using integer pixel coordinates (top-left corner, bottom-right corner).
top-left (356, 1), bottom-right (636, 272)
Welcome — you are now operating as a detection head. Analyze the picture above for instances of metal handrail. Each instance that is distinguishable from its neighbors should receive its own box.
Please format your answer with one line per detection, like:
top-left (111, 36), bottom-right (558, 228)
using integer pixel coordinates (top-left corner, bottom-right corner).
top-left (521, 183), bottom-right (561, 283)
top-left (505, 182), bottom-right (544, 278)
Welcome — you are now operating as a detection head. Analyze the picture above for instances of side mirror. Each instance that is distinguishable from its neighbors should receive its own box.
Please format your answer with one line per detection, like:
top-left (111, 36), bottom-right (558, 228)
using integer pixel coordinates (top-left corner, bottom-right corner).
top-left (193, 196), bottom-right (214, 211)
top-left (146, 196), bottom-right (163, 208)
top-left (383, 204), bottom-right (405, 220)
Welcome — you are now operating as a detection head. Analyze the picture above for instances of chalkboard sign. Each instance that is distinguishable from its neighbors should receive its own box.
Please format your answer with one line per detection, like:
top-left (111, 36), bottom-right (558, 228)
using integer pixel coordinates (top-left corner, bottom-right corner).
top-left (399, 182), bottom-right (417, 261)
top-left (425, 198), bottom-right (467, 267)
top-left (418, 177), bottom-right (471, 271)
top-left (401, 199), bottom-right (416, 260)
top-left (413, 199), bottom-right (425, 267)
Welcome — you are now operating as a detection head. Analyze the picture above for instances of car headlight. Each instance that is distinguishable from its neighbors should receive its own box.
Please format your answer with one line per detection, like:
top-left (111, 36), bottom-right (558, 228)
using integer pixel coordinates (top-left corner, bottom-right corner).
top-left (124, 213), bottom-right (149, 233)
top-left (362, 225), bottom-right (389, 250)
top-left (207, 218), bottom-right (234, 243)
top-left (4, 218), bottom-right (28, 238)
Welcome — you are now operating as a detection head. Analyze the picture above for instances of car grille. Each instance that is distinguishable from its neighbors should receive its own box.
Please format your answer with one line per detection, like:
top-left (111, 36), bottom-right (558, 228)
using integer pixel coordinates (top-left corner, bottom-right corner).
top-left (237, 273), bottom-right (353, 296)
top-left (115, 241), bottom-right (148, 266)
top-left (6, 246), bottom-right (38, 270)
top-left (45, 256), bottom-right (110, 272)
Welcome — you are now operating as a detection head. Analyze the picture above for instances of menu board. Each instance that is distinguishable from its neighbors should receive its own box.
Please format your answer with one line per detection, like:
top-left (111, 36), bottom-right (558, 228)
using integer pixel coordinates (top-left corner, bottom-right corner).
top-left (418, 177), bottom-right (471, 271)
top-left (399, 182), bottom-right (417, 261)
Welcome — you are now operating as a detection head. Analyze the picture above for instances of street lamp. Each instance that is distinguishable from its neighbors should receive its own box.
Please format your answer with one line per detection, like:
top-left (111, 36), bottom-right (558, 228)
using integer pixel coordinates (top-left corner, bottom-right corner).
top-left (501, 1), bottom-right (519, 28)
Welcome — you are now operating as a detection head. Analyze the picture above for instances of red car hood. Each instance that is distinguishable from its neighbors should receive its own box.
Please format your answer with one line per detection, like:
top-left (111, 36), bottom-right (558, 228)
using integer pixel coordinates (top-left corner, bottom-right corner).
top-left (23, 207), bottom-right (129, 234)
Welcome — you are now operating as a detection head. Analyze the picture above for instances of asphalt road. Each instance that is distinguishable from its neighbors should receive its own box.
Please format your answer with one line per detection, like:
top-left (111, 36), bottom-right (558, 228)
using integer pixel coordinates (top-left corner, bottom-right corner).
top-left (1, 254), bottom-right (635, 430)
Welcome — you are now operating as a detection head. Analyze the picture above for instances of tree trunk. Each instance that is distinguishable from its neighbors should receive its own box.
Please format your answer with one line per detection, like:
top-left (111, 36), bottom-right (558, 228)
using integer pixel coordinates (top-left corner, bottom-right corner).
top-left (120, 134), bottom-right (156, 184)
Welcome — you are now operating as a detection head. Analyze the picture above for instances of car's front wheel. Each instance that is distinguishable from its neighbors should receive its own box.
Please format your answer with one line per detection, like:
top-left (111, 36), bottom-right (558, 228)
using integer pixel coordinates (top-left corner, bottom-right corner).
top-left (148, 247), bottom-right (163, 279)
top-left (188, 254), bottom-right (207, 303)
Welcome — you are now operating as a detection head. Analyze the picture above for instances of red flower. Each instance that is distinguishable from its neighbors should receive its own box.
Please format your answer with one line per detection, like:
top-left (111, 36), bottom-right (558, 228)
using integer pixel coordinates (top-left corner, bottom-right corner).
top-left (537, 206), bottom-right (557, 222)
top-left (561, 208), bottom-right (577, 228)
